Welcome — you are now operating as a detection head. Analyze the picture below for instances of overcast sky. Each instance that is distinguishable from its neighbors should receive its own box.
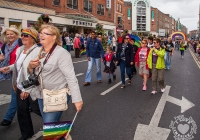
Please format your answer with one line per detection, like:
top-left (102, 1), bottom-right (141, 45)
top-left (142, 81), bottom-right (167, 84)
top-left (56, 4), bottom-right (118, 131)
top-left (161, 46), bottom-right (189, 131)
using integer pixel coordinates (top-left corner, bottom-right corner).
top-left (125, 0), bottom-right (200, 32)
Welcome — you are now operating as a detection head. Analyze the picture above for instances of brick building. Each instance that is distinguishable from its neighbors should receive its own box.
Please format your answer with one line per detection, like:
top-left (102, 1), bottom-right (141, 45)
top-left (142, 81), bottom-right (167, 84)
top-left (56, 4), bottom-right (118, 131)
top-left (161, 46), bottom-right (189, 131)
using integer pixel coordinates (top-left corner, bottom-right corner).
top-left (0, 0), bottom-right (116, 34)
top-left (116, 0), bottom-right (124, 34)
top-left (123, 1), bottom-right (132, 32)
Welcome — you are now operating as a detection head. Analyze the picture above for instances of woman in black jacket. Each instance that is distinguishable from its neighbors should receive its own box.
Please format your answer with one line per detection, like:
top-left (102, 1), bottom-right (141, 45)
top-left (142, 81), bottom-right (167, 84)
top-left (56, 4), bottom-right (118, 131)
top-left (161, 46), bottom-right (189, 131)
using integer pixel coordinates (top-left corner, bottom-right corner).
top-left (116, 35), bottom-right (134, 89)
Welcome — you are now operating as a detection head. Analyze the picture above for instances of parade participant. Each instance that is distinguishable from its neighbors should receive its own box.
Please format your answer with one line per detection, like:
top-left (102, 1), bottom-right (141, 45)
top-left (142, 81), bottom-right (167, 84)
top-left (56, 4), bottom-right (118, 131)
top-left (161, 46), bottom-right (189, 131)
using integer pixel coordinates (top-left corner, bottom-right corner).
top-left (147, 36), bottom-right (154, 48)
top-left (135, 39), bottom-right (150, 91)
top-left (116, 35), bottom-right (133, 89)
top-left (61, 32), bottom-right (67, 50)
top-left (74, 33), bottom-right (81, 58)
top-left (83, 31), bottom-right (104, 86)
top-left (164, 37), bottom-right (174, 69)
top-left (0, 25), bottom-right (20, 127)
top-left (0, 28), bottom-right (41, 140)
top-left (112, 35), bottom-right (117, 52)
top-left (64, 33), bottom-right (71, 52)
top-left (27, 25), bottom-right (83, 139)
top-left (103, 47), bottom-right (116, 84)
top-left (129, 37), bottom-right (138, 75)
top-left (180, 39), bottom-right (186, 58)
top-left (147, 38), bottom-right (165, 94)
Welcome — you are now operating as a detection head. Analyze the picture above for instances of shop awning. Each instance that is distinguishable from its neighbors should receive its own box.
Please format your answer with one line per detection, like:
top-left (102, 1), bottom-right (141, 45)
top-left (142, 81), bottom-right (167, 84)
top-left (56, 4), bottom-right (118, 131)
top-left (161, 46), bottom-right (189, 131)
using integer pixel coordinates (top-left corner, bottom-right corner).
top-left (0, 0), bottom-right (55, 15)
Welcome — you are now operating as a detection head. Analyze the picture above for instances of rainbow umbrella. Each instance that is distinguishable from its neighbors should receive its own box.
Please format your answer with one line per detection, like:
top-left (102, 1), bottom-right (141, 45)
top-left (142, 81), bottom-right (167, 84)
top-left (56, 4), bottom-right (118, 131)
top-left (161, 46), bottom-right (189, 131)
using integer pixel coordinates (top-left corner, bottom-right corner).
top-left (130, 35), bottom-right (141, 47)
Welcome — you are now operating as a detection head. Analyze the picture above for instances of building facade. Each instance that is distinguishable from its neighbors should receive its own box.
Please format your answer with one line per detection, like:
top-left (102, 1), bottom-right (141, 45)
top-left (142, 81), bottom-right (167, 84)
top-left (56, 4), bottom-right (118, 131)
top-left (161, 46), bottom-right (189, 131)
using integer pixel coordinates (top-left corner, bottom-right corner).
top-left (123, 1), bottom-right (132, 32)
top-left (0, 0), bottom-right (116, 35)
top-left (132, 0), bottom-right (151, 33)
top-left (115, 0), bottom-right (124, 34)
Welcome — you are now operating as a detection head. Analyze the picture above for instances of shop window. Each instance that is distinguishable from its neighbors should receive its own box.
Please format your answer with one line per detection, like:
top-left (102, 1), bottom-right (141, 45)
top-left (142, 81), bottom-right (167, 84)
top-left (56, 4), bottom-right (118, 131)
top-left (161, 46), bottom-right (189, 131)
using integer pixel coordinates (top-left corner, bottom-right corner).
top-left (52, 0), bottom-right (60, 6)
top-left (84, 0), bottom-right (92, 13)
top-left (97, 4), bottom-right (104, 15)
top-left (67, 0), bottom-right (78, 9)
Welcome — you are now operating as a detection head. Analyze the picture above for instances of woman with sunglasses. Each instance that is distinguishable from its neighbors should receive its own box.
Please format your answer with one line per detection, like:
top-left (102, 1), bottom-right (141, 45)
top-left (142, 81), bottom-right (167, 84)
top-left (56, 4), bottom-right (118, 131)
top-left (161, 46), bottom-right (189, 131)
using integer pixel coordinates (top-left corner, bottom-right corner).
top-left (135, 39), bottom-right (150, 91)
top-left (116, 35), bottom-right (134, 89)
top-left (0, 28), bottom-right (41, 140)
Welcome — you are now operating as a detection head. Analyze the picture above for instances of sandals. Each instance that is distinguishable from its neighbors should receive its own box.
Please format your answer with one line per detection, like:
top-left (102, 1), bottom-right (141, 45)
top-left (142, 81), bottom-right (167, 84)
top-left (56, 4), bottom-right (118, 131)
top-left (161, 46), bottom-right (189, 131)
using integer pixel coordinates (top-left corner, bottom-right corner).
top-left (121, 85), bottom-right (125, 89)
top-left (128, 80), bottom-right (131, 85)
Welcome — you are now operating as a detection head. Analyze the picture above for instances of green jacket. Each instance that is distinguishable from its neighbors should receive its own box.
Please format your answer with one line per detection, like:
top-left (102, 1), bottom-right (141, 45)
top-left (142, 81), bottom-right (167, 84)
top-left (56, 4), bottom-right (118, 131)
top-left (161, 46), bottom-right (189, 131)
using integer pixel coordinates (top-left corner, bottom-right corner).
top-left (147, 48), bottom-right (165, 69)
top-left (180, 43), bottom-right (185, 51)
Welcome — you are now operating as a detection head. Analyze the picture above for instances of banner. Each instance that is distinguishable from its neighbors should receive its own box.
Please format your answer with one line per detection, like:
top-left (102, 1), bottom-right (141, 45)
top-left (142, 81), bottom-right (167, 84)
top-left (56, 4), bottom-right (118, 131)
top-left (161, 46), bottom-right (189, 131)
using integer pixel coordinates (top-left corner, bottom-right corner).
top-left (128, 9), bottom-right (131, 20)
top-left (106, 0), bottom-right (111, 9)
top-left (151, 10), bottom-right (154, 21)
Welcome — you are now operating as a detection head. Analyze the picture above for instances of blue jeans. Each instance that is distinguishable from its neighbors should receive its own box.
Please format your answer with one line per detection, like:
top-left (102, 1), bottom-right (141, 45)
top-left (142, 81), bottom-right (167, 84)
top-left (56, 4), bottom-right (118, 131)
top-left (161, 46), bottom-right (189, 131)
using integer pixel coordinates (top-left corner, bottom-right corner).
top-left (119, 60), bottom-right (132, 85)
top-left (4, 88), bottom-right (17, 121)
top-left (180, 50), bottom-right (184, 56)
top-left (85, 57), bottom-right (102, 82)
top-left (164, 52), bottom-right (171, 69)
top-left (66, 45), bottom-right (70, 52)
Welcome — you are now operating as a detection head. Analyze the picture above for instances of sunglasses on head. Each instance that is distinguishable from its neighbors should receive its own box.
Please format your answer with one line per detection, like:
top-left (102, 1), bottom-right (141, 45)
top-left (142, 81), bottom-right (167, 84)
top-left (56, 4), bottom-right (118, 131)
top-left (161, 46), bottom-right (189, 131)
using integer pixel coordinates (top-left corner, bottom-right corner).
top-left (21, 33), bottom-right (31, 38)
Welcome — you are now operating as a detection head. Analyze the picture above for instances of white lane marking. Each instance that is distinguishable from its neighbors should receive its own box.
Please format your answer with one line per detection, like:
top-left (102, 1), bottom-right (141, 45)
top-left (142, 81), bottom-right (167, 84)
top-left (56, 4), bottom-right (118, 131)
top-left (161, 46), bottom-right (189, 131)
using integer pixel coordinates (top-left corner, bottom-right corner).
top-left (134, 85), bottom-right (195, 140)
top-left (75, 73), bottom-right (84, 77)
top-left (0, 94), bottom-right (11, 105)
top-left (73, 60), bottom-right (87, 64)
top-left (100, 78), bottom-right (128, 95)
top-left (28, 131), bottom-right (43, 140)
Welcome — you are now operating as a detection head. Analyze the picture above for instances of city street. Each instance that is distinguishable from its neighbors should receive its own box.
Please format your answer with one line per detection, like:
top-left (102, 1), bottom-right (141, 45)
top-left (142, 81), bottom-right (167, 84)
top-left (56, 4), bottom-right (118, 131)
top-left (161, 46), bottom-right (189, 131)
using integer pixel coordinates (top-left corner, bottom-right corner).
top-left (0, 48), bottom-right (200, 140)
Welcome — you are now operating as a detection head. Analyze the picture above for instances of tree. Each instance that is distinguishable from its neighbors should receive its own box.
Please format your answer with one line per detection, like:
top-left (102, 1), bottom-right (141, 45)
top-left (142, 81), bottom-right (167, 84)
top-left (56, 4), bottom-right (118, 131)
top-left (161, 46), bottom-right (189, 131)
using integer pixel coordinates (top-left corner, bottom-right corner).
top-left (33, 14), bottom-right (53, 31)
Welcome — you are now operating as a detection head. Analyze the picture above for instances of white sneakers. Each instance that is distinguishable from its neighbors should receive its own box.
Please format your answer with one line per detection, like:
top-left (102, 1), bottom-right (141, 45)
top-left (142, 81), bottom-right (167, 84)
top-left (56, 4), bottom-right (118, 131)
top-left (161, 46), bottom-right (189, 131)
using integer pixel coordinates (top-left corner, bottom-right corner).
top-left (151, 88), bottom-right (165, 94)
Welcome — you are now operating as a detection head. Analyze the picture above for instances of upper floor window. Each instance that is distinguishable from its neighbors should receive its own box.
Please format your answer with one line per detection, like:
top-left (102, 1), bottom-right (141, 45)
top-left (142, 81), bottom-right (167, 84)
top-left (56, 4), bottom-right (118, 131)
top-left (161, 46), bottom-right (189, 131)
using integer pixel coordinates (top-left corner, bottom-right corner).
top-left (119, 4), bottom-right (122, 12)
top-left (84, 0), bottom-right (92, 13)
top-left (67, 0), bottom-right (78, 9)
top-left (53, 0), bottom-right (60, 6)
top-left (97, 4), bottom-right (104, 15)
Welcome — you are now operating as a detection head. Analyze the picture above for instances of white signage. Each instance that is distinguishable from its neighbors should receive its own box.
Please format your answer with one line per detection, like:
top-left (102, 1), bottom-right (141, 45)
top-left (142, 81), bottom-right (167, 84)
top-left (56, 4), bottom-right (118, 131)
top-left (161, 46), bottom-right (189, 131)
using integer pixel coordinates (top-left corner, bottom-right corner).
top-left (159, 29), bottom-right (166, 36)
top-left (106, 0), bottom-right (111, 9)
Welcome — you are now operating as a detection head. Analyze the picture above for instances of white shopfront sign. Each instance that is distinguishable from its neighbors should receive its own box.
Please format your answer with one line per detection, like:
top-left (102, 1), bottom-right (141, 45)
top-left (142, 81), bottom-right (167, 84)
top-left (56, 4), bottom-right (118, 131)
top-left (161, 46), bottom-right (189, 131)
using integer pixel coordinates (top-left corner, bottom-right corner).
top-left (106, 0), bottom-right (111, 9)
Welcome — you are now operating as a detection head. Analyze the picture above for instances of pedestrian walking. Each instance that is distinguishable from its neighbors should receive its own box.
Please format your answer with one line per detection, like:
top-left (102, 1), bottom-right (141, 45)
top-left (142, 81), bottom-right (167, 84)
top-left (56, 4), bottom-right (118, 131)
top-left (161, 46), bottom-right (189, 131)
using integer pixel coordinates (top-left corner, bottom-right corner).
top-left (103, 47), bottom-right (116, 84)
top-left (27, 25), bottom-right (83, 140)
top-left (147, 38), bottom-right (165, 94)
top-left (180, 39), bottom-right (186, 58)
top-left (164, 37), bottom-right (174, 69)
top-left (116, 35), bottom-right (134, 89)
top-left (83, 31), bottom-right (104, 86)
top-left (0, 25), bottom-right (20, 127)
top-left (193, 41), bottom-right (197, 53)
top-left (135, 39), bottom-right (150, 91)
top-left (0, 28), bottom-right (41, 140)
top-left (74, 33), bottom-right (81, 58)
top-left (64, 33), bottom-right (71, 52)
top-left (112, 35), bottom-right (117, 52)
top-left (129, 37), bottom-right (138, 75)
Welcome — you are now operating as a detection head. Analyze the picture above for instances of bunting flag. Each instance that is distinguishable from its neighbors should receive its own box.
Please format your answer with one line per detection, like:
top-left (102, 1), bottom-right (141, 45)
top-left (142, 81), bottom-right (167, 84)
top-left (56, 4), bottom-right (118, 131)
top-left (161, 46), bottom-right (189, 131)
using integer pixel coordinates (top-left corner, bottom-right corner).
top-left (43, 121), bottom-right (72, 140)
top-left (80, 48), bottom-right (87, 55)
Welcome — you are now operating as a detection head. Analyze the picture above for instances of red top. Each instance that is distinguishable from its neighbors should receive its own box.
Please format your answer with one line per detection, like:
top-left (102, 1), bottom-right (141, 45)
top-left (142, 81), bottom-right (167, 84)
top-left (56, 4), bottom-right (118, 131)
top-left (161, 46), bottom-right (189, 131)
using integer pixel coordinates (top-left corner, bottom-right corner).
top-left (9, 45), bottom-right (19, 65)
top-left (135, 47), bottom-right (150, 69)
top-left (118, 37), bottom-right (123, 43)
top-left (73, 38), bottom-right (81, 49)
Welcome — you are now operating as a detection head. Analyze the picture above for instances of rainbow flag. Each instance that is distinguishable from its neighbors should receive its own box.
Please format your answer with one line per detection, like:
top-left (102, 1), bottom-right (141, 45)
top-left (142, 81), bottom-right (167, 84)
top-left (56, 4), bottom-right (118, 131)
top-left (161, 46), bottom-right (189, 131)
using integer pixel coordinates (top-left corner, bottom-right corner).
top-left (43, 121), bottom-right (72, 140)
top-left (80, 48), bottom-right (87, 55)
top-left (134, 41), bottom-right (141, 47)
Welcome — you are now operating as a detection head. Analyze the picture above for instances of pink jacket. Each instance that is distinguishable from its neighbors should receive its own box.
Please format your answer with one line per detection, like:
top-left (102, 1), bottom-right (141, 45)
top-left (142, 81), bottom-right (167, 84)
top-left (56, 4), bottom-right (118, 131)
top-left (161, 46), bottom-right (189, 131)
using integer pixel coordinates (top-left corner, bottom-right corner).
top-left (74, 37), bottom-right (81, 49)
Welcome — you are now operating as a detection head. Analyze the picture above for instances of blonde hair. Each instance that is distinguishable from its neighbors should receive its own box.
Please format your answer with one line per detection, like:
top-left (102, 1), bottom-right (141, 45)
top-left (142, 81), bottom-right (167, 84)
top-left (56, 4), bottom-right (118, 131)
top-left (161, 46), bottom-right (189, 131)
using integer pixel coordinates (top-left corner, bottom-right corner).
top-left (39, 24), bottom-right (62, 46)
top-left (142, 39), bottom-right (148, 44)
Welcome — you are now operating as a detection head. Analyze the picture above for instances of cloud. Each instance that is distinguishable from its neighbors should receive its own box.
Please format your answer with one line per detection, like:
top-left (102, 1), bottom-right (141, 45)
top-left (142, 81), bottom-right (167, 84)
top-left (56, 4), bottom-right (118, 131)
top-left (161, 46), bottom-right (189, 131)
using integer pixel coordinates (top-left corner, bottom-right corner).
top-left (125, 0), bottom-right (200, 32)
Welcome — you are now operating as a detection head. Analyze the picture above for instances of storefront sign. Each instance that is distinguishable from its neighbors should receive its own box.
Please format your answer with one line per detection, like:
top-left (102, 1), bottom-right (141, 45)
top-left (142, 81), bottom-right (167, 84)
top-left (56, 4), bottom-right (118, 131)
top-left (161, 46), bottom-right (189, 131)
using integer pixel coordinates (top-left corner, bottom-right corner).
top-left (73, 20), bottom-right (92, 27)
top-left (151, 10), bottom-right (154, 21)
top-left (106, 0), bottom-right (111, 9)
top-left (159, 29), bottom-right (165, 37)
top-left (128, 9), bottom-right (131, 20)
top-left (133, 0), bottom-right (150, 7)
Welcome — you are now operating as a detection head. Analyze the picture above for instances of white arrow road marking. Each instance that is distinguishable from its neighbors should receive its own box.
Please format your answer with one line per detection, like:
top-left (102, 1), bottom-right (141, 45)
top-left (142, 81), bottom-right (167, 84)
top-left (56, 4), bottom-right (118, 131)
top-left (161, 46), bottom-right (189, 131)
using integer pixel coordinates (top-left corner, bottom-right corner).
top-left (28, 131), bottom-right (43, 140)
top-left (134, 85), bottom-right (195, 140)
top-left (73, 60), bottom-right (87, 64)
top-left (75, 73), bottom-right (84, 77)
top-left (100, 78), bottom-right (128, 95)
top-left (0, 94), bottom-right (11, 105)
top-left (166, 96), bottom-right (195, 113)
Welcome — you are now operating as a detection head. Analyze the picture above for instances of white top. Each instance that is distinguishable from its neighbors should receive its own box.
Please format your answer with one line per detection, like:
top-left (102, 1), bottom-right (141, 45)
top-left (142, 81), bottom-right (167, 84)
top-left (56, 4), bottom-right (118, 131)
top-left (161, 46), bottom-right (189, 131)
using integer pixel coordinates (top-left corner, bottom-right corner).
top-left (148, 43), bottom-right (154, 48)
top-left (65, 37), bottom-right (70, 45)
top-left (16, 52), bottom-right (27, 90)
top-left (112, 37), bottom-right (116, 46)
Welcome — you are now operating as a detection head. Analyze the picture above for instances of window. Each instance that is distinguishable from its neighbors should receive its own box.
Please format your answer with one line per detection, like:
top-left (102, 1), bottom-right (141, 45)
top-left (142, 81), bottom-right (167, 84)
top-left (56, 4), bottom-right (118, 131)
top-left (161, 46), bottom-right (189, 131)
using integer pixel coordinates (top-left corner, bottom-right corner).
top-left (52, 0), bottom-right (60, 6)
top-left (84, 0), bottom-right (92, 13)
top-left (119, 4), bottom-right (122, 12)
top-left (136, 1), bottom-right (146, 31)
top-left (67, 0), bottom-right (78, 9)
top-left (108, 8), bottom-right (111, 17)
top-left (97, 4), bottom-right (104, 15)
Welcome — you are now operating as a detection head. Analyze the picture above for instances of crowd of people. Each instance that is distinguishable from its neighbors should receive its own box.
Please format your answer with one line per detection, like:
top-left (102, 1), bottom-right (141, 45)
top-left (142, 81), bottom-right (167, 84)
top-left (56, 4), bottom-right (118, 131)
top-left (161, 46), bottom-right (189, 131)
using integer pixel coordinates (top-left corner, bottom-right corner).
top-left (0, 24), bottom-right (200, 140)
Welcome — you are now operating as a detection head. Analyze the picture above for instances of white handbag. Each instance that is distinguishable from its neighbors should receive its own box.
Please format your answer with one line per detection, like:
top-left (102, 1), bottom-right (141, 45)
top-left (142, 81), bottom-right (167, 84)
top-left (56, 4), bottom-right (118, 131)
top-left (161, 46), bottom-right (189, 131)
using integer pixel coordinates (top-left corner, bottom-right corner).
top-left (40, 74), bottom-right (70, 113)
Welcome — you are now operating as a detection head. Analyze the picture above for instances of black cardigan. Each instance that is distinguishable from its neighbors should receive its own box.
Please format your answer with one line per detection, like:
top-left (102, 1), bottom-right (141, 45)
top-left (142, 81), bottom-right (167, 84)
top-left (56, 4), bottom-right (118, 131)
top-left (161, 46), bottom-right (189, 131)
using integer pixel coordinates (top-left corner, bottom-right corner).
top-left (116, 43), bottom-right (133, 67)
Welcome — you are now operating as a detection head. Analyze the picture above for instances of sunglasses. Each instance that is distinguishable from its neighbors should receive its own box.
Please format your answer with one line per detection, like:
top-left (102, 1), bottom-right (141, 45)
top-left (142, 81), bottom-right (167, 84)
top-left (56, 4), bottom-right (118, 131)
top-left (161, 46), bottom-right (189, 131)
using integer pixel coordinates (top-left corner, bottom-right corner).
top-left (141, 42), bottom-right (146, 44)
top-left (21, 33), bottom-right (31, 38)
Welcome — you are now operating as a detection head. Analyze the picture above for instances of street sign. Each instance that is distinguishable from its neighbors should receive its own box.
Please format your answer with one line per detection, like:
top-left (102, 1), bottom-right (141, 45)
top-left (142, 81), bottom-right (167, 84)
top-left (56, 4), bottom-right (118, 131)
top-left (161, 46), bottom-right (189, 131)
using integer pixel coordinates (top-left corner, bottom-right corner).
top-left (134, 86), bottom-right (195, 140)
top-left (159, 29), bottom-right (165, 36)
